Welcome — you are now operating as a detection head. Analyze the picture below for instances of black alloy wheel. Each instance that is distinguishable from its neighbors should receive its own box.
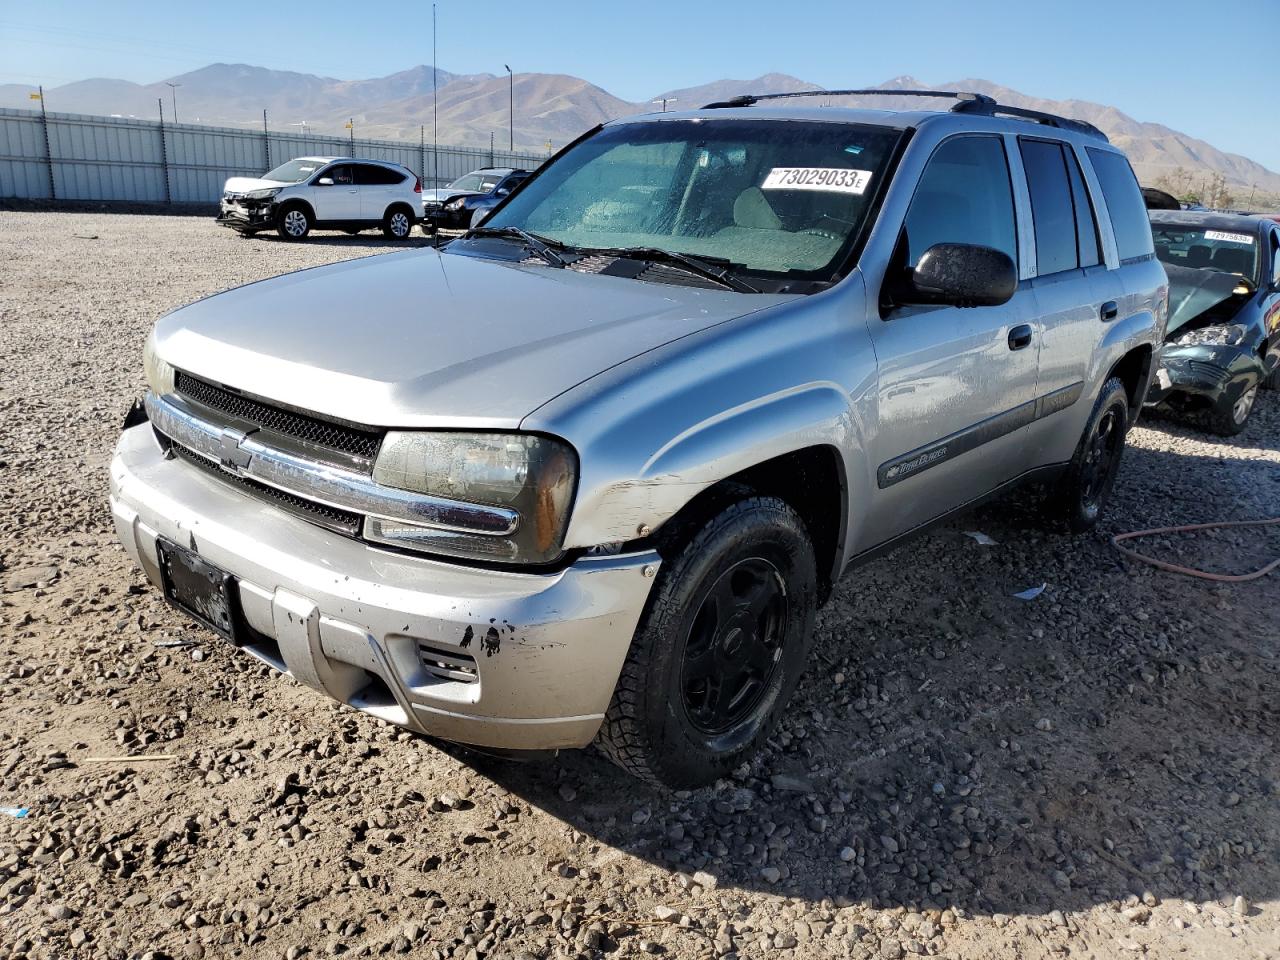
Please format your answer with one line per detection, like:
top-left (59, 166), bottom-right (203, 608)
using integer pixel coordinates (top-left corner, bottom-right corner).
top-left (680, 557), bottom-right (787, 736)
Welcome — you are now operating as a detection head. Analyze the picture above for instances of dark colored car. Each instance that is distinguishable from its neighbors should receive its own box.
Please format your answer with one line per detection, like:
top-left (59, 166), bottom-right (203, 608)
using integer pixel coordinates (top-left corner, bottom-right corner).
top-left (421, 168), bottom-right (530, 234)
top-left (1146, 211), bottom-right (1280, 434)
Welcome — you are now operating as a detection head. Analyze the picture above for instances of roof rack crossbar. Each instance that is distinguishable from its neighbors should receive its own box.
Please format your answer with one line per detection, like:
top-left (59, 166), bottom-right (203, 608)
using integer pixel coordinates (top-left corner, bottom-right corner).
top-left (700, 88), bottom-right (1109, 142)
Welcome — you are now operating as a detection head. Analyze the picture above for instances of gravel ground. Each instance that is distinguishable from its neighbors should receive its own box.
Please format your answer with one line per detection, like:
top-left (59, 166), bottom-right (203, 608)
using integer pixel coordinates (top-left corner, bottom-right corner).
top-left (1, 210), bottom-right (1278, 960)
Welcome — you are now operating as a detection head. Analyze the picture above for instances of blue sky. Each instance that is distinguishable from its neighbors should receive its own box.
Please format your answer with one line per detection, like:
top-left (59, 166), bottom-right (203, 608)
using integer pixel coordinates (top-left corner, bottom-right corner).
top-left (3, 0), bottom-right (1277, 170)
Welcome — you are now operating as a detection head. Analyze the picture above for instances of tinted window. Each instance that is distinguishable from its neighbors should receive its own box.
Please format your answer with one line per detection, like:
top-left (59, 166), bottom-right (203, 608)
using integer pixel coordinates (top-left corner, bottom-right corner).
top-left (1087, 149), bottom-right (1154, 262)
top-left (1019, 139), bottom-right (1076, 275)
top-left (354, 164), bottom-right (405, 186)
top-left (903, 136), bottom-right (1017, 268)
top-left (325, 165), bottom-right (354, 186)
top-left (1065, 148), bottom-right (1101, 268)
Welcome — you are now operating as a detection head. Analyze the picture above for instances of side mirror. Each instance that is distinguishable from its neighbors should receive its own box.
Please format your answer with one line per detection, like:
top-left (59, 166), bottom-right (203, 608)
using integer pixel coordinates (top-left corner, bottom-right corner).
top-left (317, 177), bottom-right (334, 186)
top-left (494, 187), bottom-right (511, 198)
top-left (900, 243), bottom-right (1017, 308)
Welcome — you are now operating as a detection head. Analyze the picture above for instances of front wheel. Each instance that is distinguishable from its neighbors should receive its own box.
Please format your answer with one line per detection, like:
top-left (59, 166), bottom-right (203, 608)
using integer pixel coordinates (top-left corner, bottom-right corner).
top-left (275, 205), bottom-right (311, 241)
top-left (1201, 381), bottom-right (1258, 436)
top-left (382, 207), bottom-right (413, 239)
top-left (596, 496), bottom-right (818, 788)
top-left (1046, 376), bottom-right (1130, 533)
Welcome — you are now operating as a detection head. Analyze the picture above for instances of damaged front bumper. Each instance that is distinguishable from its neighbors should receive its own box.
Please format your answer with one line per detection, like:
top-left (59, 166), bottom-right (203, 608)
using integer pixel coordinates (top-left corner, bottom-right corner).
top-left (1145, 343), bottom-right (1263, 408)
top-left (216, 198), bottom-right (277, 232)
top-left (109, 422), bottom-right (659, 751)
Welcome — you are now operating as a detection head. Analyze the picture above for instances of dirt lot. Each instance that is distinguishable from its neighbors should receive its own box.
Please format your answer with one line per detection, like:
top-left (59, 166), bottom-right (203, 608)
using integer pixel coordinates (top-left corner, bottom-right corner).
top-left (1, 210), bottom-right (1277, 960)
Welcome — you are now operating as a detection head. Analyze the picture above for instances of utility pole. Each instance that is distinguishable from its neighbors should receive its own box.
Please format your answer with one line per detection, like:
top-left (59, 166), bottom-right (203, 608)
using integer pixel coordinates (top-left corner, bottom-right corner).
top-left (157, 98), bottom-right (171, 203)
top-left (346, 118), bottom-right (354, 153)
top-left (165, 82), bottom-right (181, 123)
top-left (651, 97), bottom-right (677, 113)
top-left (263, 109), bottom-right (270, 168)
top-left (432, 2), bottom-right (438, 188)
top-left (504, 64), bottom-right (513, 150)
top-left (33, 86), bottom-right (55, 199)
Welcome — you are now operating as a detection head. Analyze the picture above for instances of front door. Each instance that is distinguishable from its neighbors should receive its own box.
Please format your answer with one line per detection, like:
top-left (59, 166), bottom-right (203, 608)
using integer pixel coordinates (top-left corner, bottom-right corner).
top-left (860, 134), bottom-right (1040, 548)
top-left (311, 164), bottom-right (360, 222)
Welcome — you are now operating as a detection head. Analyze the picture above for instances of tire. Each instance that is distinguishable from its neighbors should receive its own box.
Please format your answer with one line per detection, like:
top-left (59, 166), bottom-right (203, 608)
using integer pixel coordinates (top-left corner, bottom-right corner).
top-left (382, 206), bottom-right (413, 240)
top-left (275, 204), bottom-right (311, 241)
top-left (1260, 359), bottom-right (1279, 391)
top-left (1197, 381), bottom-right (1258, 437)
top-left (596, 496), bottom-right (818, 789)
top-left (1047, 377), bottom-right (1130, 533)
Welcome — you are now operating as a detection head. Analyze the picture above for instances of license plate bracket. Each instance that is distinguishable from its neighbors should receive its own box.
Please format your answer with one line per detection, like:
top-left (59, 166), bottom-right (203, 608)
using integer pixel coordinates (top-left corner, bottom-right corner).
top-left (156, 538), bottom-right (240, 643)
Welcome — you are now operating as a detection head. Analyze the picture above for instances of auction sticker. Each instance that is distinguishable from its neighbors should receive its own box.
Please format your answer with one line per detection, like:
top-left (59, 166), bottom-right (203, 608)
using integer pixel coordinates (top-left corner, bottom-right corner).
top-left (762, 167), bottom-right (873, 194)
top-left (1204, 230), bottom-right (1254, 245)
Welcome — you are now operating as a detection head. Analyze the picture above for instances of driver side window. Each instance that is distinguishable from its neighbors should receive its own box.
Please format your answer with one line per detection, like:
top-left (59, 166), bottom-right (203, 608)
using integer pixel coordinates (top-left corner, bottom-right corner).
top-left (902, 136), bottom-right (1018, 269)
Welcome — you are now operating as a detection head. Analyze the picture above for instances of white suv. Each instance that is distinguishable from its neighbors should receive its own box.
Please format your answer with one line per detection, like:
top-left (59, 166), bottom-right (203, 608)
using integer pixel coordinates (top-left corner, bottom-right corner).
top-left (217, 157), bottom-right (421, 241)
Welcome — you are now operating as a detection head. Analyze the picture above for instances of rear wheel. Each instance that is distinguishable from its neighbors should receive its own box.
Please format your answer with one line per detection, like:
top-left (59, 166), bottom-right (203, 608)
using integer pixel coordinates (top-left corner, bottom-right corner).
top-left (596, 496), bottom-right (818, 788)
top-left (382, 206), bottom-right (413, 240)
top-left (1046, 377), bottom-right (1130, 533)
top-left (275, 204), bottom-right (311, 241)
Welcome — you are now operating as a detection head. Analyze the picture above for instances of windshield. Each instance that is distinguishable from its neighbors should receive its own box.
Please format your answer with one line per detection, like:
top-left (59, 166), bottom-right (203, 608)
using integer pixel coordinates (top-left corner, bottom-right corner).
top-left (448, 172), bottom-right (504, 192)
top-left (481, 119), bottom-right (901, 279)
top-left (263, 159), bottom-right (327, 183)
top-left (1152, 225), bottom-right (1260, 282)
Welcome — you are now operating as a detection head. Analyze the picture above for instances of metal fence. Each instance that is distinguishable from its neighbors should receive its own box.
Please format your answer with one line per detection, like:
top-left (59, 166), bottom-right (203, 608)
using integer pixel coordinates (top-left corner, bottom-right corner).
top-left (0, 107), bottom-right (545, 204)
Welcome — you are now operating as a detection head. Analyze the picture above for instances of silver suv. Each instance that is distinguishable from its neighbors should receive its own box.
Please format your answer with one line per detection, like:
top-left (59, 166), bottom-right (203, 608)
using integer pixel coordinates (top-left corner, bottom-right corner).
top-left (112, 89), bottom-right (1167, 787)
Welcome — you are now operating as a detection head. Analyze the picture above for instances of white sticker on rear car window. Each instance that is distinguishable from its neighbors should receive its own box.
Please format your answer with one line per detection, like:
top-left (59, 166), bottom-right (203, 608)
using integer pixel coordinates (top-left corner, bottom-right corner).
top-left (762, 167), bottom-right (873, 194)
top-left (1204, 230), bottom-right (1254, 245)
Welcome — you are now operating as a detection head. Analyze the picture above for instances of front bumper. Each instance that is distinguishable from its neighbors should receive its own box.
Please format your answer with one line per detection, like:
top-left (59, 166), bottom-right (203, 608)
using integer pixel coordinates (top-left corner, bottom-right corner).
top-left (216, 198), bottom-right (277, 231)
top-left (1146, 343), bottom-right (1260, 407)
top-left (422, 206), bottom-right (470, 231)
top-left (109, 423), bottom-right (658, 750)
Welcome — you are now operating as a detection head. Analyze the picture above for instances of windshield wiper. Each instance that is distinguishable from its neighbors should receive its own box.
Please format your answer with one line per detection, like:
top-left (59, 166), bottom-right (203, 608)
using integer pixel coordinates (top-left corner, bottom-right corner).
top-left (462, 226), bottom-right (568, 267)
top-left (590, 246), bottom-right (760, 293)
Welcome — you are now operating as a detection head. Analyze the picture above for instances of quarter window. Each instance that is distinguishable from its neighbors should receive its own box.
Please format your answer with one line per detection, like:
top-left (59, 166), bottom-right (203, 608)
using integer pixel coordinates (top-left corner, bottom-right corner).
top-left (1019, 139), bottom-right (1077, 276)
top-left (1087, 149), bottom-right (1155, 262)
top-left (902, 136), bottom-right (1017, 269)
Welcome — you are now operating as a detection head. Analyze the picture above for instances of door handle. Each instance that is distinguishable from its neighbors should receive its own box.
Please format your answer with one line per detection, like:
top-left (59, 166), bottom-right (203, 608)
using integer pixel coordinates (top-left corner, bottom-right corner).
top-left (1101, 300), bottom-right (1119, 321)
top-left (1008, 324), bottom-right (1033, 351)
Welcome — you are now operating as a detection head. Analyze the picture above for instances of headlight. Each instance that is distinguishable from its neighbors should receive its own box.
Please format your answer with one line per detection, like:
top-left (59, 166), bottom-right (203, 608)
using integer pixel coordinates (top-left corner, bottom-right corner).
top-left (142, 333), bottom-right (175, 395)
top-left (246, 187), bottom-right (281, 200)
top-left (369, 432), bottom-right (577, 564)
top-left (1174, 324), bottom-right (1246, 347)
top-left (445, 198), bottom-right (465, 211)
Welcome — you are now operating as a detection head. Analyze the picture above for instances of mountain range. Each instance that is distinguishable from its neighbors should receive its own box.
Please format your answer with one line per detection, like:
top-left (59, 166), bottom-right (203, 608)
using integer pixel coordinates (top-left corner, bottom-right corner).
top-left (3, 64), bottom-right (1276, 198)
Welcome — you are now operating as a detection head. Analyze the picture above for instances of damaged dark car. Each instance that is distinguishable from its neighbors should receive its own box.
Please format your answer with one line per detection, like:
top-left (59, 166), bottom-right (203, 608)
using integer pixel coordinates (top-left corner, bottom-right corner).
top-left (1146, 211), bottom-right (1280, 434)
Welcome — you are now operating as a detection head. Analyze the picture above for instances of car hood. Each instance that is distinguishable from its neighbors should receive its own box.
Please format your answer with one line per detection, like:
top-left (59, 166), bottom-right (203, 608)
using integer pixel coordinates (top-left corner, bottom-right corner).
top-left (423, 188), bottom-right (480, 203)
top-left (154, 249), bottom-right (795, 429)
top-left (223, 176), bottom-right (289, 194)
top-left (1164, 263), bottom-right (1245, 335)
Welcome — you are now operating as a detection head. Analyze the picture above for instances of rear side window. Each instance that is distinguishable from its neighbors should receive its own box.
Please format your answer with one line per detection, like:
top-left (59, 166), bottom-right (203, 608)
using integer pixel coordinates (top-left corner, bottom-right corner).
top-left (354, 164), bottom-right (406, 186)
top-left (1064, 148), bottom-right (1101, 268)
top-left (903, 136), bottom-right (1018, 268)
top-left (1087, 149), bottom-right (1155, 262)
top-left (1019, 139), bottom-right (1077, 275)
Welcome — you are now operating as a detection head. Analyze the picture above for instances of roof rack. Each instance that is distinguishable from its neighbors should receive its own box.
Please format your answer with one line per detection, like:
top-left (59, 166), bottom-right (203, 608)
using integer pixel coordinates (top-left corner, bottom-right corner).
top-left (701, 89), bottom-right (1109, 142)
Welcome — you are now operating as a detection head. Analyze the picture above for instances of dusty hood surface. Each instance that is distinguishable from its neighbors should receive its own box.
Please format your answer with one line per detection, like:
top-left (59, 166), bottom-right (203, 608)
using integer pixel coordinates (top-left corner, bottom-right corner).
top-left (222, 176), bottom-right (289, 194)
top-left (155, 249), bottom-right (794, 429)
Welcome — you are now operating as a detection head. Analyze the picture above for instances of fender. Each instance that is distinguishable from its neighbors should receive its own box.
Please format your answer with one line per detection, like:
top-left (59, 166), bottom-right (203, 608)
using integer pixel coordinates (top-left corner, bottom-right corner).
top-left (523, 278), bottom-right (878, 555)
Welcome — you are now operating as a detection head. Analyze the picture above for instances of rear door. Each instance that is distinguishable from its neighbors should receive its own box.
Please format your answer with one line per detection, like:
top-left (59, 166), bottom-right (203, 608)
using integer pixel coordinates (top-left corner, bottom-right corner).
top-left (1017, 137), bottom-right (1118, 464)
top-left (861, 134), bottom-right (1040, 547)
top-left (354, 163), bottom-right (406, 222)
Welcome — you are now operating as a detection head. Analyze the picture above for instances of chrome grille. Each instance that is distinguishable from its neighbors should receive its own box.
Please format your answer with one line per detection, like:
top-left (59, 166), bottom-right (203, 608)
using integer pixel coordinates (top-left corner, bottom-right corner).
top-left (170, 443), bottom-right (362, 536)
top-left (175, 372), bottom-right (383, 462)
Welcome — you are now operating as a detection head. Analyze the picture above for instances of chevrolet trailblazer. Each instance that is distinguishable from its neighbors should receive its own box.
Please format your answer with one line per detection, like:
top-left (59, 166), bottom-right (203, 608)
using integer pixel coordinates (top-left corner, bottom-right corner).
top-left (112, 89), bottom-right (1166, 787)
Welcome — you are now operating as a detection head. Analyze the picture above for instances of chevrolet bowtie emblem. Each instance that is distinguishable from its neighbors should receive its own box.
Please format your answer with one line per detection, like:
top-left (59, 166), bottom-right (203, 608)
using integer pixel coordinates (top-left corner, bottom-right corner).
top-left (218, 427), bottom-right (253, 472)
